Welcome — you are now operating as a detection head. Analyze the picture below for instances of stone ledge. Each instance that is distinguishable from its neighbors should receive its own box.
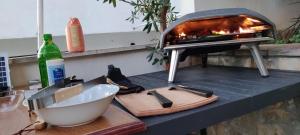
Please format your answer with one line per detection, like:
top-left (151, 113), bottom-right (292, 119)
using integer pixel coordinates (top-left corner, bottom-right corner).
top-left (209, 43), bottom-right (300, 57)
top-left (9, 44), bottom-right (155, 64)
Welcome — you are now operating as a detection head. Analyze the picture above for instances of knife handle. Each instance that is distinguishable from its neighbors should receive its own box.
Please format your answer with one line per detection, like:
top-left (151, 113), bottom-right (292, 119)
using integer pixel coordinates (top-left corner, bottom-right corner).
top-left (148, 91), bottom-right (173, 108)
top-left (177, 85), bottom-right (213, 98)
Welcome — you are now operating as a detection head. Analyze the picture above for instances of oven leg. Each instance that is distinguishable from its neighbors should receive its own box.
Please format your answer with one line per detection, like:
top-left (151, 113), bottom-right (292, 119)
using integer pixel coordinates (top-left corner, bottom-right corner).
top-left (248, 44), bottom-right (269, 77)
top-left (168, 49), bottom-right (180, 83)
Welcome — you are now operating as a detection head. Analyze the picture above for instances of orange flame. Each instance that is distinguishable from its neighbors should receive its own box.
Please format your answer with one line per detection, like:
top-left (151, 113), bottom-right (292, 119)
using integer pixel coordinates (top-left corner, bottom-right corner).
top-left (179, 32), bottom-right (186, 37)
top-left (175, 16), bottom-right (270, 37)
top-left (245, 17), bottom-right (261, 23)
top-left (249, 25), bottom-right (269, 31)
top-left (239, 27), bottom-right (255, 33)
top-left (212, 30), bottom-right (230, 35)
top-left (212, 25), bottom-right (269, 35)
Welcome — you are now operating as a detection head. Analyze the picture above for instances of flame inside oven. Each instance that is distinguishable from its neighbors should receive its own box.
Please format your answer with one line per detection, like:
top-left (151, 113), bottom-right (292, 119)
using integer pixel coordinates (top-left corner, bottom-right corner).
top-left (174, 15), bottom-right (270, 37)
top-left (179, 32), bottom-right (186, 38)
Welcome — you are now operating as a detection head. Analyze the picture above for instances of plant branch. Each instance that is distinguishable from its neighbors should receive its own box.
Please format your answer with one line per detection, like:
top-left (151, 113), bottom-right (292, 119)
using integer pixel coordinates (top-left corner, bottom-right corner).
top-left (118, 0), bottom-right (147, 7)
top-left (99, 0), bottom-right (178, 65)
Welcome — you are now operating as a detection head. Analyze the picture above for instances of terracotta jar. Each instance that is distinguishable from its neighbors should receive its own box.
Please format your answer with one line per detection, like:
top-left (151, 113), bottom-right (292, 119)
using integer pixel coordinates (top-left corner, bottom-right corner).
top-left (65, 18), bottom-right (85, 52)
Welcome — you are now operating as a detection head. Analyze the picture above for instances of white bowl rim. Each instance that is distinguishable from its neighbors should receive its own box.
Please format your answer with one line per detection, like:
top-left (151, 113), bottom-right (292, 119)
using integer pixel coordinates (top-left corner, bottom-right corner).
top-left (45, 84), bottom-right (119, 109)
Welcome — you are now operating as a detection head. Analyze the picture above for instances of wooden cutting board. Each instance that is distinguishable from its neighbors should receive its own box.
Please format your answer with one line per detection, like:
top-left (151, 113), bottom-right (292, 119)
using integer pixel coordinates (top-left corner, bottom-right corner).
top-left (0, 105), bottom-right (146, 135)
top-left (115, 87), bottom-right (218, 117)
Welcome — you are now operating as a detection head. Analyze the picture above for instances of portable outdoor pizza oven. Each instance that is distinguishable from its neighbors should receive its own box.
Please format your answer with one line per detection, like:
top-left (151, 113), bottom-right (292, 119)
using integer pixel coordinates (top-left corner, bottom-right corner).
top-left (160, 8), bottom-right (276, 83)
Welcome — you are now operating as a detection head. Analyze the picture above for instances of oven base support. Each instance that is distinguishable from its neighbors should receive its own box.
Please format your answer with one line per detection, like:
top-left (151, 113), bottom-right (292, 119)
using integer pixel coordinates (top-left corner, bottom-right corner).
top-left (167, 44), bottom-right (269, 83)
top-left (247, 44), bottom-right (269, 77)
top-left (168, 49), bottom-right (181, 83)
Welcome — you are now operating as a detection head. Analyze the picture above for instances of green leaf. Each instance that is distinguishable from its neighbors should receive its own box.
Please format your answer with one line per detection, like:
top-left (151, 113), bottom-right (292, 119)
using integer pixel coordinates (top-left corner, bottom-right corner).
top-left (159, 0), bottom-right (165, 5)
top-left (153, 22), bottom-right (159, 32)
top-left (171, 7), bottom-right (175, 11)
top-left (112, 0), bottom-right (117, 7)
top-left (146, 51), bottom-right (154, 62)
top-left (101, 0), bottom-right (175, 35)
top-left (159, 58), bottom-right (164, 65)
top-left (147, 23), bottom-right (152, 33)
top-left (152, 58), bottom-right (159, 65)
top-left (143, 23), bottom-right (150, 31)
top-left (143, 12), bottom-right (152, 21)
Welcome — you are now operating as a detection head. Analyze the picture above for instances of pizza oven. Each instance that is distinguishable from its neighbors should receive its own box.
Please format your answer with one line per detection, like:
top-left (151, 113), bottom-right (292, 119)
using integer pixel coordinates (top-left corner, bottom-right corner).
top-left (159, 8), bottom-right (276, 83)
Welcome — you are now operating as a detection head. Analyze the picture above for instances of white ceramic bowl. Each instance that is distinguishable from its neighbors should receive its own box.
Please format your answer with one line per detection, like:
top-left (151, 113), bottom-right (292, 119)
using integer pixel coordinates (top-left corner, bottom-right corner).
top-left (38, 84), bottom-right (119, 127)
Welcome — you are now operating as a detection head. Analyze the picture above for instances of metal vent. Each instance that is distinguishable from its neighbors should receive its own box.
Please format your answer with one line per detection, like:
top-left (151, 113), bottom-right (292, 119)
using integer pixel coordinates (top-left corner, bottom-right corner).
top-left (0, 54), bottom-right (11, 88)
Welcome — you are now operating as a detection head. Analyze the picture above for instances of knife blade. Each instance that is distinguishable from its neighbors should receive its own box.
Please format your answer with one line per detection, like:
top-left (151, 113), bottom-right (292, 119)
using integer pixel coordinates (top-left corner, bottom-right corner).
top-left (169, 85), bottom-right (213, 98)
top-left (27, 77), bottom-right (84, 111)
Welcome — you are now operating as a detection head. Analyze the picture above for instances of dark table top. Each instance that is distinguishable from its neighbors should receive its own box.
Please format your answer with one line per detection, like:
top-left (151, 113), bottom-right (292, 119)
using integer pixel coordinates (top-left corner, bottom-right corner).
top-left (119, 65), bottom-right (300, 135)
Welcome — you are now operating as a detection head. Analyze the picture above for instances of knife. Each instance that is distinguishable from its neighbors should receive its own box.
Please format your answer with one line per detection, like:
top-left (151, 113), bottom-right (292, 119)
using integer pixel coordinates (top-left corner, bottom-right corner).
top-left (147, 90), bottom-right (173, 108)
top-left (27, 77), bottom-right (84, 111)
top-left (169, 85), bottom-right (213, 98)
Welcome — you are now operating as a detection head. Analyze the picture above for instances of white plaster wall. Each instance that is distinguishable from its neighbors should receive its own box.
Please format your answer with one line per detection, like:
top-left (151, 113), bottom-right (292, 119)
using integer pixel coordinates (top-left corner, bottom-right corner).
top-left (0, 0), bottom-right (141, 39)
top-left (0, 0), bottom-right (191, 39)
top-left (0, 0), bottom-right (195, 87)
top-left (10, 50), bottom-right (165, 87)
top-left (194, 0), bottom-right (300, 30)
top-left (0, 0), bottom-right (193, 57)
top-left (0, 32), bottom-right (160, 56)
top-left (171, 0), bottom-right (195, 16)
top-left (5, 0), bottom-right (299, 87)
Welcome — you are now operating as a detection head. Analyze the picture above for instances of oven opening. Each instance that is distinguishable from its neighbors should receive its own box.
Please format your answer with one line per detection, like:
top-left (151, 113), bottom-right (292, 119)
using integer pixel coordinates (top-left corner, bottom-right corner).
top-left (165, 15), bottom-right (272, 45)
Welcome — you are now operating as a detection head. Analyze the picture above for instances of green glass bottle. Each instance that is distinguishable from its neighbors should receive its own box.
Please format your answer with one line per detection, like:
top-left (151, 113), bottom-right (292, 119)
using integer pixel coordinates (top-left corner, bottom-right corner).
top-left (38, 34), bottom-right (65, 88)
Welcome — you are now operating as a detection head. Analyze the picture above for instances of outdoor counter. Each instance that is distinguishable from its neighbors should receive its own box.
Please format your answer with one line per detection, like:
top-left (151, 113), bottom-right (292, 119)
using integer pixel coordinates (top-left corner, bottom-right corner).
top-left (118, 65), bottom-right (300, 135)
top-left (3, 65), bottom-right (299, 135)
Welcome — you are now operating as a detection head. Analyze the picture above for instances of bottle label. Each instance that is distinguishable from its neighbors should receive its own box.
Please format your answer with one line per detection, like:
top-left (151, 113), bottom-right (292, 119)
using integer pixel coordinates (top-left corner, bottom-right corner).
top-left (46, 59), bottom-right (65, 86)
top-left (70, 25), bottom-right (80, 48)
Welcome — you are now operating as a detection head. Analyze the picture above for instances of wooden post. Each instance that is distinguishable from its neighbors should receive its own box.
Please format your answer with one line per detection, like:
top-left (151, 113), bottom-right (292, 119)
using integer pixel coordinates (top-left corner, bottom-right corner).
top-left (37, 0), bottom-right (44, 50)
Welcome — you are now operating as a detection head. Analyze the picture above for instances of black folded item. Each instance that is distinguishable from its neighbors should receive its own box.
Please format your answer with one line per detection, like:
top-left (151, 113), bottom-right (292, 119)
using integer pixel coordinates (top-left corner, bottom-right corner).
top-left (0, 86), bottom-right (8, 91)
top-left (107, 65), bottom-right (145, 95)
top-left (0, 86), bottom-right (9, 97)
top-left (54, 75), bottom-right (84, 88)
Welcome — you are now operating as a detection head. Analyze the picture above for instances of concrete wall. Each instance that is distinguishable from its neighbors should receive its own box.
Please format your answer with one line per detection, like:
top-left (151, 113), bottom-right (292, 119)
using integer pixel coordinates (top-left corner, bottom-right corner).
top-left (10, 48), bottom-right (198, 88)
top-left (0, 0), bottom-right (194, 57)
top-left (0, 32), bottom-right (160, 56)
top-left (0, 0), bottom-right (192, 39)
top-left (204, 44), bottom-right (300, 135)
top-left (3, 0), bottom-right (299, 88)
top-left (207, 44), bottom-right (300, 71)
top-left (194, 0), bottom-right (300, 30)
top-left (0, 0), bottom-right (194, 38)
top-left (0, 0), bottom-right (140, 39)
top-left (207, 98), bottom-right (300, 135)
top-left (172, 0), bottom-right (195, 16)
top-left (0, 0), bottom-right (162, 57)
top-left (10, 49), bottom-right (165, 87)
top-left (0, 0), bottom-right (196, 87)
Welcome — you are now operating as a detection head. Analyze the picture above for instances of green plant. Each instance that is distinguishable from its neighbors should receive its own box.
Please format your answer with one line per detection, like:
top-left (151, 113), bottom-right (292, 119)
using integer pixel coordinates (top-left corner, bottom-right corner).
top-left (289, 29), bottom-right (300, 43)
top-left (275, 1), bottom-right (300, 44)
top-left (275, 23), bottom-right (300, 44)
top-left (99, 0), bottom-right (177, 32)
top-left (98, 0), bottom-right (178, 66)
top-left (273, 39), bottom-right (287, 44)
top-left (146, 44), bottom-right (169, 65)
